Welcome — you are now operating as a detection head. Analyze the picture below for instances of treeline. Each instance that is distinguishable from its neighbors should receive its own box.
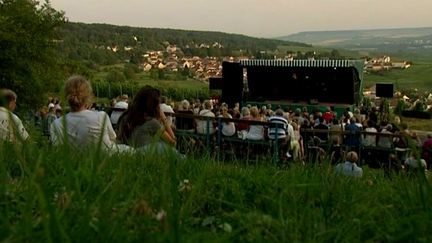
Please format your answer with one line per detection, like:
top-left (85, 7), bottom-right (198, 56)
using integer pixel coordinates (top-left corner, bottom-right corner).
top-left (57, 22), bottom-right (310, 64)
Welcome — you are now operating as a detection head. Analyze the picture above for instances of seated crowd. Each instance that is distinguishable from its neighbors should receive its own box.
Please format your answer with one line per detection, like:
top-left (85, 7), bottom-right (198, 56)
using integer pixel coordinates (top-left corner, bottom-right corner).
top-left (1, 75), bottom-right (431, 177)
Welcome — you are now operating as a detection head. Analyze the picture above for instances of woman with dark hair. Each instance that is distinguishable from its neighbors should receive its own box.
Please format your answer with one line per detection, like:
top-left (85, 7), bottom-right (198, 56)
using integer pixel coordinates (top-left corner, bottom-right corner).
top-left (117, 86), bottom-right (176, 150)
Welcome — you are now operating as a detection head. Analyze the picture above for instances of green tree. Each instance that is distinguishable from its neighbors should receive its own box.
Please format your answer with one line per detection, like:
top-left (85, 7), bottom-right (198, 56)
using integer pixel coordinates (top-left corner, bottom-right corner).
top-left (0, 0), bottom-right (65, 108)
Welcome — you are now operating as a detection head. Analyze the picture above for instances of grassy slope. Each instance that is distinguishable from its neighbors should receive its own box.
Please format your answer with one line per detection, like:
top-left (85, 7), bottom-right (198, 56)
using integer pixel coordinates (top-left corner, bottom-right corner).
top-left (93, 66), bottom-right (208, 91)
top-left (1, 135), bottom-right (432, 242)
top-left (364, 61), bottom-right (432, 92)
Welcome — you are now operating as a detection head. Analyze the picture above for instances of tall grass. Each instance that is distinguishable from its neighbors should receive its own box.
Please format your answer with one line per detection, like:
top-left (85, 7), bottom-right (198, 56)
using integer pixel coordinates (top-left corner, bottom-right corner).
top-left (1, 138), bottom-right (431, 242)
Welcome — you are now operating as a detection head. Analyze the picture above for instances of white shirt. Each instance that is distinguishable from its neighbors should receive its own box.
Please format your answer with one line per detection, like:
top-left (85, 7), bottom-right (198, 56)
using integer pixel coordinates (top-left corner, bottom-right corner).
top-left (246, 124), bottom-right (264, 140)
top-left (362, 127), bottom-right (377, 147)
top-left (218, 114), bottom-right (236, 137)
top-left (196, 109), bottom-right (215, 134)
top-left (51, 110), bottom-right (116, 151)
top-left (0, 107), bottom-right (29, 142)
top-left (110, 101), bottom-right (128, 125)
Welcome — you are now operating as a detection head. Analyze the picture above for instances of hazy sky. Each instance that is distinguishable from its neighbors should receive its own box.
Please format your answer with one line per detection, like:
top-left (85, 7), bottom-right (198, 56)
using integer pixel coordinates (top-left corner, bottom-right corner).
top-left (51, 0), bottom-right (432, 38)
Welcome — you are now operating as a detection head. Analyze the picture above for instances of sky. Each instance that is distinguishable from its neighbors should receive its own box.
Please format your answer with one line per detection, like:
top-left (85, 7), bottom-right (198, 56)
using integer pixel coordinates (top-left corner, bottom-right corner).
top-left (50, 0), bottom-right (432, 38)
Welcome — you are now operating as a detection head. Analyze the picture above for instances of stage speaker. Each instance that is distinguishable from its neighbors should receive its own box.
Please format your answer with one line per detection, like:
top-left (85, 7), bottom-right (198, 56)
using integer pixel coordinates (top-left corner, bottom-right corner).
top-left (376, 83), bottom-right (394, 98)
top-left (209, 77), bottom-right (223, 90)
top-left (222, 62), bottom-right (243, 107)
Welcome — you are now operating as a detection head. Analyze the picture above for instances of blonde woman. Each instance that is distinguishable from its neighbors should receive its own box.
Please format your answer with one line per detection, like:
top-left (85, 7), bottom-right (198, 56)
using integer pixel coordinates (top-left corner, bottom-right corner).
top-left (246, 106), bottom-right (264, 141)
top-left (218, 105), bottom-right (236, 137)
top-left (50, 75), bottom-right (117, 151)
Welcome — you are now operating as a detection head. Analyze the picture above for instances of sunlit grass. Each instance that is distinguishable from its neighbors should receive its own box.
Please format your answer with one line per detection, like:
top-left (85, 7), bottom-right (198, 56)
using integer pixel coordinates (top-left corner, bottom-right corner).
top-left (1, 136), bottom-right (432, 242)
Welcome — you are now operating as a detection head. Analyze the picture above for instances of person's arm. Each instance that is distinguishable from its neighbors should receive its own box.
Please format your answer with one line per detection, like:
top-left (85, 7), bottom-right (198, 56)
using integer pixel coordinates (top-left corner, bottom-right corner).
top-left (160, 111), bottom-right (176, 145)
top-left (161, 130), bottom-right (177, 146)
top-left (12, 113), bottom-right (29, 141)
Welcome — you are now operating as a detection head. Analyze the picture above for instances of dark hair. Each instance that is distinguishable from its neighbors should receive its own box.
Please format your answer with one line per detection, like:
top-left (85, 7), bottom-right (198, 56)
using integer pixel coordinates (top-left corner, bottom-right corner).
top-left (118, 86), bottom-right (161, 143)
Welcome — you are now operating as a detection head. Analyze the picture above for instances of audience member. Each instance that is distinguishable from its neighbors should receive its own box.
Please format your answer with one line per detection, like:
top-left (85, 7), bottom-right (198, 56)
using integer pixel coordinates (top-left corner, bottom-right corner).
top-left (117, 86), bottom-right (176, 151)
top-left (196, 100), bottom-right (216, 135)
top-left (160, 96), bottom-right (175, 127)
top-left (50, 76), bottom-right (117, 151)
top-left (218, 105), bottom-right (236, 137)
top-left (0, 89), bottom-right (29, 142)
top-left (175, 99), bottom-right (195, 131)
top-left (335, 151), bottom-right (363, 177)
top-left (110, 94), bottom-right (128, 129)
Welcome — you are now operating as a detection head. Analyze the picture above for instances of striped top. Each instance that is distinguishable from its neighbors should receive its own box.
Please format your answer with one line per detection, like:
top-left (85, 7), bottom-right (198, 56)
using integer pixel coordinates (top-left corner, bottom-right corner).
top-left (239, 59), bottom-right (362, 68)
top-left (267, 116), bottom-right (288, 140)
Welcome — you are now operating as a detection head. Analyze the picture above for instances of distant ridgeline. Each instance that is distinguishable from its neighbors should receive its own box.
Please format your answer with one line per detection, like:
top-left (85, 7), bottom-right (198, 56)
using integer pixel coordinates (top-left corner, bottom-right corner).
top-left (278, 27), bottom-right (432, 54)
top-left (57, 22), bottom-right (310, 64)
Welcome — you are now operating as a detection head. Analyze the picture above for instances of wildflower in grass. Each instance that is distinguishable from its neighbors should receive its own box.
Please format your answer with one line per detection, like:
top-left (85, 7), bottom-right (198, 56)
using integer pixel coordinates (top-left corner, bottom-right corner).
top-left (218, 222), bottom-right (232, 233)
top-left (178, 179), bottom-right (192, 193)
top-left (155, 209), bottom-right (166, 222)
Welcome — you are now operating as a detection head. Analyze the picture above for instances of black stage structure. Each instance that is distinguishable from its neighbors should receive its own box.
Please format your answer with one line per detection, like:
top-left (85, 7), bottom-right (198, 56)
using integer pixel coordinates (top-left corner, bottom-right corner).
top-left (210, 59), bottom-right (365, 113)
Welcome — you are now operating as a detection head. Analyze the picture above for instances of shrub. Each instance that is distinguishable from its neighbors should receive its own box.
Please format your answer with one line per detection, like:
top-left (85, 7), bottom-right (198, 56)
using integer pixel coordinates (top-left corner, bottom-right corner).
top-left (401, 110), bottom-right (432, 119)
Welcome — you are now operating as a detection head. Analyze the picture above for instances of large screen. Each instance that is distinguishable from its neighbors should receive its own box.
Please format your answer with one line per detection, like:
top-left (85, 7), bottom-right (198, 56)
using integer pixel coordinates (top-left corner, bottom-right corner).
top-left (246, 66), bottom-right (358, 104)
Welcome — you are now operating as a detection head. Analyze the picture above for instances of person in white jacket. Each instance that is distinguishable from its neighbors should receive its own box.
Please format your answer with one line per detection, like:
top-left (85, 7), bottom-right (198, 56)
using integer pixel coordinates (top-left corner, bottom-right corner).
top-left (0, 89), bottom-right (29, 142)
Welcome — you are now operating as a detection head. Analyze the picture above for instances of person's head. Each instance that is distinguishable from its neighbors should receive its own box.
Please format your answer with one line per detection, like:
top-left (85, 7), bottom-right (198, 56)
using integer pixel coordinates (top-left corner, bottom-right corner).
top-left (386, 124), bottom-right (393, 131)
top-left (203, 100), bottom-right (212, 110)
top-left (64, 75), bottom-right (93, 112)
top-left (241, 106), bottom-right (250, 117)
top-left (250, 106), bottom-right (259, 118)
top-left (275, 108), bottom-right (284, 117)
top-left (118, 85), bottom-right (161, 142)
top-left (181, 99), bottom-right (190, 110)
top-left (393, 116), bottom-right (401, 125)
top-left (221, 105), bottom-right (229, 116)
top-left (346, 151), bottom-right (359, 163)
top-left (120, 94), bottom-right (129, 102)
top-left (129, 85), bottom-right (161, 119)
top-left (160, 96), bottom-right (168, 104)
top-left (0, 89), bottom-right (17, 111)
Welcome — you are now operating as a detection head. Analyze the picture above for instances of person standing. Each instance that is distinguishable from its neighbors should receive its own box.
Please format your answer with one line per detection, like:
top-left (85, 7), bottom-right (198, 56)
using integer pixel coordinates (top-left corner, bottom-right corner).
top-left (0, 89), bottom-right (29, 142)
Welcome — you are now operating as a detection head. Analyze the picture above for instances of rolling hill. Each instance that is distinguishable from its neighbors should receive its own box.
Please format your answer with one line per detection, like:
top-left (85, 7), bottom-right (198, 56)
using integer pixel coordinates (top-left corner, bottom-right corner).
top-left (277, 27), bottom-right (432, 54)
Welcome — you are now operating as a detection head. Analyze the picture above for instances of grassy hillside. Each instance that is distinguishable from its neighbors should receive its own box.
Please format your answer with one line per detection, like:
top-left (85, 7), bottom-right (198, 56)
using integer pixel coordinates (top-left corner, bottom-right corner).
top-left (364, 60), bottom-right (432, 92)
top-left (2, 137), bottom-right (432, 242)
